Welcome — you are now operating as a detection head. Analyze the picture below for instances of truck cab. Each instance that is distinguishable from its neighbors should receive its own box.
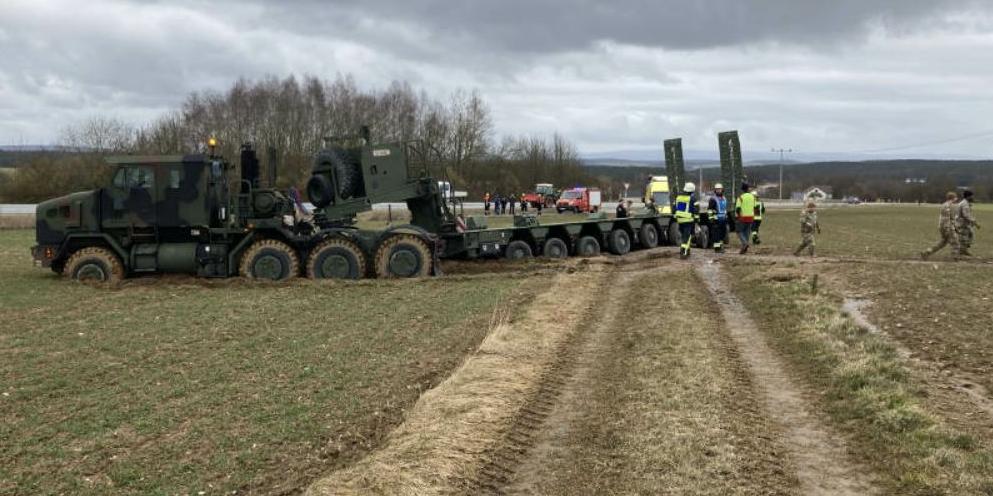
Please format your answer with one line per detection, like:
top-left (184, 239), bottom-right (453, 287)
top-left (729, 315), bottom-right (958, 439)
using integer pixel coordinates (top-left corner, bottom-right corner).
top-left (644, 176), bottom-right (672, 215)
top-left (556, 187), bottom-right (601, 214)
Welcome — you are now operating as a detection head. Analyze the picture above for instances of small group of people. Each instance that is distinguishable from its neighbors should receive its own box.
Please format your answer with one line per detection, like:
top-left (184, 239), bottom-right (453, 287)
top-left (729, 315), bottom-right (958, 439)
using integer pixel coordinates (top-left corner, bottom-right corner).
top-left (483, 192), bottom-right (524, 216)
top-left (673, 181), bottom-right (819, 259)
top-left (674, 181), bottom-right (780, 258)
top-left (920, 190), bottom-right (980, 260)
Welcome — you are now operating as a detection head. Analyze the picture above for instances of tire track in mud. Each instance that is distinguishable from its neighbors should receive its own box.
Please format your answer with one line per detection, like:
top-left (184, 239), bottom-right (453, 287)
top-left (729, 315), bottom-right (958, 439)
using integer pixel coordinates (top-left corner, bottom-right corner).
top-left (466, 269), bottom-right (644, 495)
top-left (697, 260), bottom-right (879, 496)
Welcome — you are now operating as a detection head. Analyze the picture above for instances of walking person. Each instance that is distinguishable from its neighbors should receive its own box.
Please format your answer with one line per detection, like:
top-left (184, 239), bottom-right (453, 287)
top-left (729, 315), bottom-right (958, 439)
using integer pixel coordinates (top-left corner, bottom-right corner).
top-left (735, 183), bottom-right (758, 254)
top-left (751, 192), bottom-right (766, 245)
top-left (520, 193), bottom-right (528, 213)
top-left (955, 190), bottom-right (980, 257)
top-left (494, 194), bottom-right (503, 216)
top-left (484, 192), bottom-right (491, 216)
top-left (674, 182), bottom-right (698, 259)
top-left (708, 183), bottom-right (729, 253)
top-left (920, 192), bottom-right (961, 260)
top-left (794, 201), bottom-right (821, 257)
top-left (509, 194), bottom-right (516, 215)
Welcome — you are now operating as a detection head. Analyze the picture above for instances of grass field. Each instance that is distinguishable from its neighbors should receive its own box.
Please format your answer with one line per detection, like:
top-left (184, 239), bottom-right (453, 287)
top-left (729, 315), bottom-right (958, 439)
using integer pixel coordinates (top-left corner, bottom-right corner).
top-left (752, 204), bottom-right (993, 260)
top-left (0, 229), bottom-right (536, 495)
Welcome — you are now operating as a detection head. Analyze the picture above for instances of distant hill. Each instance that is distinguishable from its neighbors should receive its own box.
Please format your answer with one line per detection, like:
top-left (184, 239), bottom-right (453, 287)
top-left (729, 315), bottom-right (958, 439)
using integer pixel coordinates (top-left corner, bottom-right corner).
top-left (583, 159), bottom-right (993, 202)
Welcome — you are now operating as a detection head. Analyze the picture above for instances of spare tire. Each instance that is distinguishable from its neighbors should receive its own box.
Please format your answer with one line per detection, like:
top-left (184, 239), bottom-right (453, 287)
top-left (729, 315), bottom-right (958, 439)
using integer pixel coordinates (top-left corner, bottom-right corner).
top-left (314, 148), bottom-right (364, 200)
top-left (306, 174), bottom-right (334, 209)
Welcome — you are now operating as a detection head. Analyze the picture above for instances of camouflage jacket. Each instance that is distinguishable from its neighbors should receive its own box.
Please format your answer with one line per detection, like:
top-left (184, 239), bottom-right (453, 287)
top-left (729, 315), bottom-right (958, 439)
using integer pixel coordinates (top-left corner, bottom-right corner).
top-left (955, 199), bottom-right (976, 228)
top-left (800, 211), bottom-right (818, 234)
top-left (938, 200), bottom-right (959, 230)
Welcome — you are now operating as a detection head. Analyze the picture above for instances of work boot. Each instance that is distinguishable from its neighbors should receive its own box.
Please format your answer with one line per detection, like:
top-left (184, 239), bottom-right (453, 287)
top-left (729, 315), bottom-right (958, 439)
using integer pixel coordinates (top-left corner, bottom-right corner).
top-left (739, 245), bottom-right (749, 255)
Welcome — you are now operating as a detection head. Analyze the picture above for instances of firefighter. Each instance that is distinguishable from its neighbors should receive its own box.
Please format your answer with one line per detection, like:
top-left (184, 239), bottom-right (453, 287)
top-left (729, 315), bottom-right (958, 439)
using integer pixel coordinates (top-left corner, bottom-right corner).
top-left (735, 183), bottom-right (758, 254)
top-left (708, 183), bottom-right (729, 253)
top-left (751, 191), bottom-right (766, 245)
top-left (674, 182), bottom-right (698, 259)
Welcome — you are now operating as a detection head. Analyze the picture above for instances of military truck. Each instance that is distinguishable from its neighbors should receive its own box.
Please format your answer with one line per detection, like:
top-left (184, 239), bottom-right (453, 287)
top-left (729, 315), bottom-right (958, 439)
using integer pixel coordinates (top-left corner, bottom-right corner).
top-left (32, 132), bottom-right (716, 283)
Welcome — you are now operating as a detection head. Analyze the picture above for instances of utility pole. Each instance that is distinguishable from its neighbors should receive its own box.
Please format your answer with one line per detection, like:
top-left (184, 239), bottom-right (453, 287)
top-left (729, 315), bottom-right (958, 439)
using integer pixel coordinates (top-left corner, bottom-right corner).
top-left (772, 148), bottom-right (792, 200)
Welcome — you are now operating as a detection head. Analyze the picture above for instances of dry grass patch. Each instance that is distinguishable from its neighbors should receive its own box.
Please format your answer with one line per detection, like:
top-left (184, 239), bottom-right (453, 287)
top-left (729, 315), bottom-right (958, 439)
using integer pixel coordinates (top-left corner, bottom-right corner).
top-left (306, 269), bottom-right (608, 495)
top-left (727, 263), bottom-right (993, 495)
top-left (0, 214), bottom-right (34, 229)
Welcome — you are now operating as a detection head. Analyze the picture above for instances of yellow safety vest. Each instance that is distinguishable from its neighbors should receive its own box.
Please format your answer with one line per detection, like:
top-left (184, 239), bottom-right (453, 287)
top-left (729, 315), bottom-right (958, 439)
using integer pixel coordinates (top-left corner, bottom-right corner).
top-left (675, 194), bottom-right (694, 224)
top-left (736, 192), bottom-right (756, 221)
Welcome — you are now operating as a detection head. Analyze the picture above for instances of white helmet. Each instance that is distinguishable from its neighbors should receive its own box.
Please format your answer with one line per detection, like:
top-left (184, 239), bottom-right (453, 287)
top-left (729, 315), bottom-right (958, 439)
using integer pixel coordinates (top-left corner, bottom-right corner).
top-left (683, 182), bottom-right (696, 193)
top-left (714, 183), bottom-right (724, 190)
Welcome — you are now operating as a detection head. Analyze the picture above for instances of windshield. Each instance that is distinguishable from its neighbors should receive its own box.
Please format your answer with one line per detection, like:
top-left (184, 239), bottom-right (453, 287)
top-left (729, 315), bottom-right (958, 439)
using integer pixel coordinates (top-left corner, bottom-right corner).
top-left (652, 192), bottom-right (669, 205)
top-left (561, 190), bottom-right (581, 199)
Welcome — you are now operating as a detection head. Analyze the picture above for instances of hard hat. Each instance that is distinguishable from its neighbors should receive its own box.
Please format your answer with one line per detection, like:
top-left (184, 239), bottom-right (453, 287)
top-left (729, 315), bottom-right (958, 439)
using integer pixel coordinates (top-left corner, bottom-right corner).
top-left (683, 182), bottom-right (696, 193)
top-left (714, 183), bottom-right (724, 190)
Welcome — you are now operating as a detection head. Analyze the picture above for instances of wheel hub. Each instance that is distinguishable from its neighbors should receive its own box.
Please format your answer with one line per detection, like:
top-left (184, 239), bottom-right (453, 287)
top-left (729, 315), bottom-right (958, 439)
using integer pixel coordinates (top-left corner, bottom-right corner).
top-left (321, 254), bottom-right (352, 278)
top-left (388, 249), bottom-right (419, 277)
top-left (76, 263), bottom-right (106, 282)
top-left (254, 254), bottom-right (284, 280)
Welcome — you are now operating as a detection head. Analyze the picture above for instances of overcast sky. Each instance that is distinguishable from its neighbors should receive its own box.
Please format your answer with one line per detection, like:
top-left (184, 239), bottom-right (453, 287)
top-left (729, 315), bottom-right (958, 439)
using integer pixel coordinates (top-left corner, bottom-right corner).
top-left (3, 0), bottom-right (993, 159)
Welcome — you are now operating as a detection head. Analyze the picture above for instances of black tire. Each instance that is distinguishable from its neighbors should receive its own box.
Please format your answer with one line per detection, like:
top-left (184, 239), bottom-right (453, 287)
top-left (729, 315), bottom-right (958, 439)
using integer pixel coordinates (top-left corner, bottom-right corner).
top-left (64, 247), bottom-right (125, 284)
top-left (576, 235), bottom-right (601, 257)
top-left (306, 238), bottom-right (365, 280)
top-left (608, 229), bottom-right (632, 255)
top-left (374, 234), bottom-right (432, 278)
top-left (505, 240), bottom-right (533, 260)
top-left (667, 222), bottom-right (680, 246)
top-left (239, 239), bottom-right (300, 281)
top-left (543, 237), bottom-right (569, 259)
top-left (306, 174), bottom-right (334, 209)
top-left (314, 148), bottom-right (363, 200)
top-left (639, 223), bottom-right (659, 248)
top-left (695, 225), bottom-right (710, 249)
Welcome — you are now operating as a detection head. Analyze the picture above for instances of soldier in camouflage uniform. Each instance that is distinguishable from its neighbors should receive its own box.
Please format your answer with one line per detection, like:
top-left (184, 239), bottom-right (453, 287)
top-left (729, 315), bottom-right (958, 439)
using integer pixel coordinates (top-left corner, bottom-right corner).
top-left (955, 190), bottom-right (980, 256)
top-left (920, 192), bottom-right (960, 260)
top-left (794, 201), bottom-right (820, 257)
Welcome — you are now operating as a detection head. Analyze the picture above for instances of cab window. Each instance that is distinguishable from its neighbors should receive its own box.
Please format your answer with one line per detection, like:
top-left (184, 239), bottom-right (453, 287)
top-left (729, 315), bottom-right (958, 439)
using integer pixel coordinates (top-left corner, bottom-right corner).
top-left (113, 166), bottom-right (155, 190)
top-left (168, 168), bottom-right (182, 189)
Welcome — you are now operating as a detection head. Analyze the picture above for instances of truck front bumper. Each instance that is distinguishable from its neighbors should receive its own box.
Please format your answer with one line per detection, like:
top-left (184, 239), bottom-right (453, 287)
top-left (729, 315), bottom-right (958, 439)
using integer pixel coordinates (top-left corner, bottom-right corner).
top-left (31, 245), bottom-right (58, 267)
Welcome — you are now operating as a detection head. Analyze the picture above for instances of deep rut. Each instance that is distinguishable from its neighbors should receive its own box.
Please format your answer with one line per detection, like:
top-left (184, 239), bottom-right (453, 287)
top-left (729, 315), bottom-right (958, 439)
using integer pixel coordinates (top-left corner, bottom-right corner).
top-left (697, 260), bottom-right (878, 496)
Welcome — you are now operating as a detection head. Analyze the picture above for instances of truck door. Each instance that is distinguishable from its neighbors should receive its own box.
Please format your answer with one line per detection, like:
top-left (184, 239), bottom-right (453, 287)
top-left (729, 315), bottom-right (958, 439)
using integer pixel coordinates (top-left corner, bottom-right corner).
top-left (102, 165), bottom-right (157, 230)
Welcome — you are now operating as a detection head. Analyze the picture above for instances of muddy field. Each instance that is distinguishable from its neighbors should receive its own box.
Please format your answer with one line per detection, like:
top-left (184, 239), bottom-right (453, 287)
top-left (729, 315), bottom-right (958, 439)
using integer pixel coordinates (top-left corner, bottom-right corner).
top-left (2, 204), bottom-right (993, 495)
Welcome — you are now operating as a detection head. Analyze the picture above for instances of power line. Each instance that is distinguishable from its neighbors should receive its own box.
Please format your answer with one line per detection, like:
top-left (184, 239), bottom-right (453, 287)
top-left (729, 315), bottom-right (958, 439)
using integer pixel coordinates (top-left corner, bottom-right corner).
top-left (854, 129), bottom-right (993, 154)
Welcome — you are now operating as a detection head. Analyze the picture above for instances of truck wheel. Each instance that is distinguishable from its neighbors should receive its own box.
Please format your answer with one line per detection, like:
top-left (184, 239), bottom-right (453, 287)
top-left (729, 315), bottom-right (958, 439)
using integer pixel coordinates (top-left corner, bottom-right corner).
top-left (240, 239), bottom-right (300, 281)
top-left (667, 222), bottom-right (680, 246)
top-left (608, 229), bottom-right (632, 255)
top-left (307, 238), bottom-right (365, 280)
top-left (543, 237), bottom-right (569, 259)
top-left (639, 223), bottom-right (659, 248)
top-left (505, 240), bottom-right (533, 260)
top-left (374, 234), bottom-right (432, 278)
top-left (695, 225), bottom-right (710, 249)
top-left (314, 148), bottom-right (363, 200)
top-left (65, 247), bottom-right (124, 284)
top-left (576, 236), bottom-right (601, 257)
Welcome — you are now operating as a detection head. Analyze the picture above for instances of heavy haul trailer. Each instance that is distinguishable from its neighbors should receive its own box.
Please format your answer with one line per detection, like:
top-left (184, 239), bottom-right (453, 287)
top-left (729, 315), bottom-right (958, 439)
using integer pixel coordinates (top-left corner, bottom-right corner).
top-left (32, 133), bottom-right (679, 283)
top-left (439, 212), bottom-right (665, 260)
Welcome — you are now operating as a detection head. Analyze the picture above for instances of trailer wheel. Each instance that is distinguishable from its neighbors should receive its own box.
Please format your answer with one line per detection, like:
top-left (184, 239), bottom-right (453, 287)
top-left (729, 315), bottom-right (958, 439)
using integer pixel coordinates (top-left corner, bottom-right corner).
top-left (65, 247), bottom-right (124, 284)
top-left (307, 238), bottom-right (365, 280)
top-left (695, 225), bottom-right (710, 249)
top-left (608, 229), bottom-right (632, 255)
top-left (543, 237), bottom-right (569, 259)
top-left (374, 234), bottom-right (432, 278)
top-left (505, 240), bottom-right (533, 260)
top-left (576, 236), bottom-right (601, 257)
top-left (639, 223), bottom-right (659, 248)
top-left (240, 239), bottom-right (300, 281)
top-left (667, 222), bottom-right (680, 246)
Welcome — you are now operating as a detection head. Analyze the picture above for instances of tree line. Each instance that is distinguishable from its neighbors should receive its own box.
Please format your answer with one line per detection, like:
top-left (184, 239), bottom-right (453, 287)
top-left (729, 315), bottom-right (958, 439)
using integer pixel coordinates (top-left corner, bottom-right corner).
top-left (0, 75), bottom-right (600, 203)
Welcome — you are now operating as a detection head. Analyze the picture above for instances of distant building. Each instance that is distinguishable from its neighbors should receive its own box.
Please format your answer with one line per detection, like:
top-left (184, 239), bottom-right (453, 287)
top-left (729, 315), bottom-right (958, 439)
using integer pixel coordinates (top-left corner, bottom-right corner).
top-left (791, 186), bottom-right (833, 201)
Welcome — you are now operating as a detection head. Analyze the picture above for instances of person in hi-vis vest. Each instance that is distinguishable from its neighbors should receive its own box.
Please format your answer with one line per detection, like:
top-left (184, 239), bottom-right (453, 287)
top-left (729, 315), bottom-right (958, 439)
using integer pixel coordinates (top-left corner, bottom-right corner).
top-left (674, 182), bottom-right (699, 259)
top-left (735, 183), bottom-right (758, 254)
top-left (708, 183), bottom-right (729, 253)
